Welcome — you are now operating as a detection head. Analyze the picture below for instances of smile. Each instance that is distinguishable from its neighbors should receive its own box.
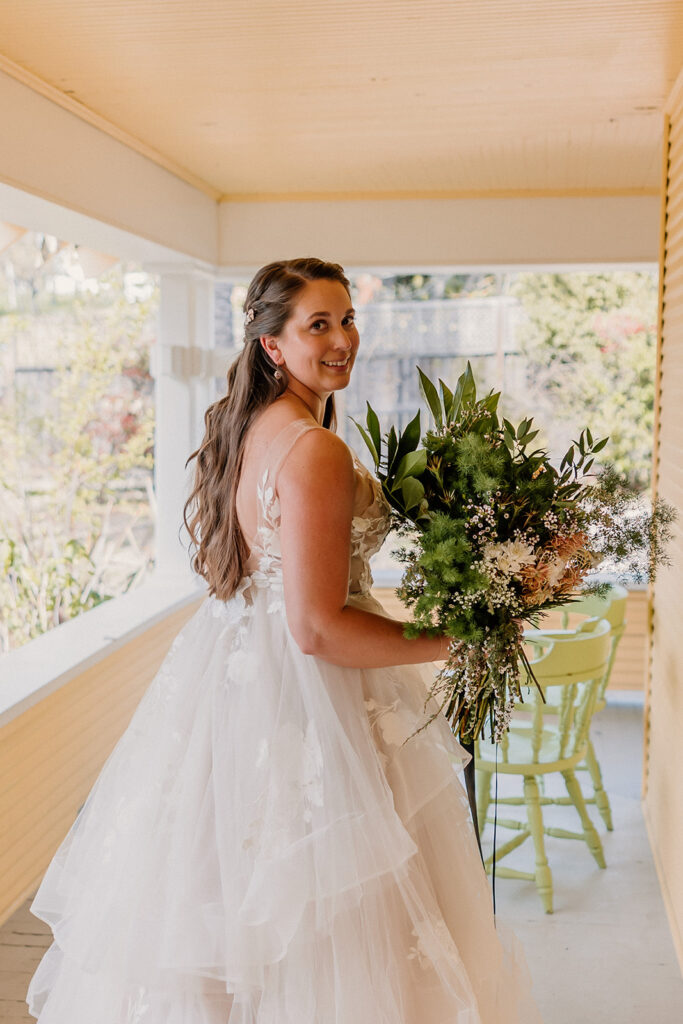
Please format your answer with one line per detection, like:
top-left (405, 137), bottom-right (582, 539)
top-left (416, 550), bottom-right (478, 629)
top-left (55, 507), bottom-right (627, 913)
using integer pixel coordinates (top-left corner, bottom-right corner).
top-left (322, 357), bottom-right (351, 367)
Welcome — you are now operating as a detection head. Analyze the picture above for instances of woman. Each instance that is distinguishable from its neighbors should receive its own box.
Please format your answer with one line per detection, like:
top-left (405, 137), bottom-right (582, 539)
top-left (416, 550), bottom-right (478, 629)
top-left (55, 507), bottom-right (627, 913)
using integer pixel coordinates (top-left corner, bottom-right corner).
top-left (27, 258), bottom-right (541, 1023)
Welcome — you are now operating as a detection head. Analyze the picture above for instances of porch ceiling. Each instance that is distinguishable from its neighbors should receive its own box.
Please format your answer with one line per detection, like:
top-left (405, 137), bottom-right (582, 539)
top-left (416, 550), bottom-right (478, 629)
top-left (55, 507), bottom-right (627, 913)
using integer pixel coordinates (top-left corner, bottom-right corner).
top-left (0, 1), bottom-right (681, 201)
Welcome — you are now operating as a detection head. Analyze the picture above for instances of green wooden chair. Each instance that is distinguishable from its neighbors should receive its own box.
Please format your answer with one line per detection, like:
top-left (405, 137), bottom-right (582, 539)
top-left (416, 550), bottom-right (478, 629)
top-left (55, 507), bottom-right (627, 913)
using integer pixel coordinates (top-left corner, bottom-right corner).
top-left (475, 617), bottom-right (613, 913)
top-left (525, 583), bottom-right (628, 830)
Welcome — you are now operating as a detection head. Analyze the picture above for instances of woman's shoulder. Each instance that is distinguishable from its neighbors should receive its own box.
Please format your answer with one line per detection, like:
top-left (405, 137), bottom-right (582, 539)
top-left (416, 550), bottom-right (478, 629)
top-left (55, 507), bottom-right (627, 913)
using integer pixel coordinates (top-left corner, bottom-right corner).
top-left (248, 400), bottom-right (353, 486)
top-left (248, 397), bottom-right (313, 440)
top-left (250, 399), bottom-right (346, 452)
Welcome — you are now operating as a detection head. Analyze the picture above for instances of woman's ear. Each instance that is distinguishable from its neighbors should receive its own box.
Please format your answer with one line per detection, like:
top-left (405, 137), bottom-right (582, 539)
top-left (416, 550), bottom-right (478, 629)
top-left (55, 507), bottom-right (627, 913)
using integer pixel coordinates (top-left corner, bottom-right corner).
top-left (260, 334), bottom-right (284, 367)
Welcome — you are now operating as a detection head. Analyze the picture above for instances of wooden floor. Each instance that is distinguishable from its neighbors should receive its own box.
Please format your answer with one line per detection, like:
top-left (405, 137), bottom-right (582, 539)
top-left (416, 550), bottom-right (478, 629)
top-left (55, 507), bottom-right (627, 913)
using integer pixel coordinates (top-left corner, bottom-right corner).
top-left (0, 898), bottom-right (51, 1022)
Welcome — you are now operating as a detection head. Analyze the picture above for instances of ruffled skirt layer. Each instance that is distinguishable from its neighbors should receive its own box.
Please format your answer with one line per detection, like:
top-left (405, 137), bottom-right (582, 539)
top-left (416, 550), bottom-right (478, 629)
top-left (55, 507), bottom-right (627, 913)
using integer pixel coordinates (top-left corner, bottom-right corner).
top-left (26, 581), bottom-right (541, 1023)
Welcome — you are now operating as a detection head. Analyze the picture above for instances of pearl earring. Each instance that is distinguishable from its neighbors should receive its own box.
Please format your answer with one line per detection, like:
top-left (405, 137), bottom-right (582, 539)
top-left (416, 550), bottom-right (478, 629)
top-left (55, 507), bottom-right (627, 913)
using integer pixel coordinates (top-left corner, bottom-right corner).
top-left (274, 367), bottom-right (284, 381)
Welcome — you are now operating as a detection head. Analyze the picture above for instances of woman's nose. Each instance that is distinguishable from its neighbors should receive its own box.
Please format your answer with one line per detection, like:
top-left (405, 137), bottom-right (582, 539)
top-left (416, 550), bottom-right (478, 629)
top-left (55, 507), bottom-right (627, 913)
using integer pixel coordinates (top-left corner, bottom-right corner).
top-left (334, 325), bottom-right (353, 349)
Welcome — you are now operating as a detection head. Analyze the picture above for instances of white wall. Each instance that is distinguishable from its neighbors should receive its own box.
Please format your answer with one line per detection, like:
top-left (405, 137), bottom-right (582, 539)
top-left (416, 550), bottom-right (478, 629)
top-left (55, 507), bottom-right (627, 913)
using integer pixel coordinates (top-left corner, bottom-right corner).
top-left (0, 70), bottom-right (218, 264)
top-left (218, 195), bottom-right (660, 270)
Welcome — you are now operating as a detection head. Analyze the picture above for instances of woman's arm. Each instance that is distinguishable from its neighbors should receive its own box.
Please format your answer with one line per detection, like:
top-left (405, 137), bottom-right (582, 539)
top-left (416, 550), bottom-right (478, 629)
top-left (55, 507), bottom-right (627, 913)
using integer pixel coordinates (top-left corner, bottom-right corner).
top-left (278, 428), bottom-right (446, 668)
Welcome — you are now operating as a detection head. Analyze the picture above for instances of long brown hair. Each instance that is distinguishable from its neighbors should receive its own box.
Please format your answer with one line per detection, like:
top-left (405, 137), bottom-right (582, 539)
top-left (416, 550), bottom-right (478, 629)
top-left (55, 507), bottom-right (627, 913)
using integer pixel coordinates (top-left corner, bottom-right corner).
top-left (183, 257), bottom-right (352, 600)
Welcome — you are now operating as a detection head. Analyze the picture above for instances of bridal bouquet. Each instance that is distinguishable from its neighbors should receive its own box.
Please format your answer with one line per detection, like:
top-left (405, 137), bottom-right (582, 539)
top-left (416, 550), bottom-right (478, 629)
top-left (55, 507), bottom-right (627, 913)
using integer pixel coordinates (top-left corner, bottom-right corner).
top-left (354, 363), bottom-right (676, 745)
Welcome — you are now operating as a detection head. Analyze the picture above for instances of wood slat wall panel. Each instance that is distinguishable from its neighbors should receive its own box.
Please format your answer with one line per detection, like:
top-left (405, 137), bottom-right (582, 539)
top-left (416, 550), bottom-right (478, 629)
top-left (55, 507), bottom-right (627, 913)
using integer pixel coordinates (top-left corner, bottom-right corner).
top-left (644, 78), bottom-right (683, 971)
top-left (662, 201), bottom-right (683, 245)
top-left (0, 598), bottom-right (203, 927)
top-left (660, 274), bottom-right (683, 305)
top-left (660, 243), bottom-right (683, 278)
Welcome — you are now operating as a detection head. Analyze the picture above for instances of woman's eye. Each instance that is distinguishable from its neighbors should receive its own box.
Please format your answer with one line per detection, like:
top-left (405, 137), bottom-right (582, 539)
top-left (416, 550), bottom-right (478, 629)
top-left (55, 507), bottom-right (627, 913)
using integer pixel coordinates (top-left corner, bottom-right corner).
top-left (343, 315), bottom-right (356, 326)
top-left (311, 320), bottom-right (326, 331)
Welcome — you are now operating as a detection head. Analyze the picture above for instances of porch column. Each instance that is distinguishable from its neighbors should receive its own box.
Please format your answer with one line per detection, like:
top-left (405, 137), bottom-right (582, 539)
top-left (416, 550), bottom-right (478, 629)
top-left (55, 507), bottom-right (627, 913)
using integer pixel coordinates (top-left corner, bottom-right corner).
top-left (148, 263), bottom-right (217, 578)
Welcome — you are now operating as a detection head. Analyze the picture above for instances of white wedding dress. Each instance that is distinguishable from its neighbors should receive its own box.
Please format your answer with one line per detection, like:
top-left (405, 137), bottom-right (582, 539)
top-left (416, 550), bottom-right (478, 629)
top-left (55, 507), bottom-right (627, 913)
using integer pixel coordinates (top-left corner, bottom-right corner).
top-left (26, 418), bottom-right (542, 1024)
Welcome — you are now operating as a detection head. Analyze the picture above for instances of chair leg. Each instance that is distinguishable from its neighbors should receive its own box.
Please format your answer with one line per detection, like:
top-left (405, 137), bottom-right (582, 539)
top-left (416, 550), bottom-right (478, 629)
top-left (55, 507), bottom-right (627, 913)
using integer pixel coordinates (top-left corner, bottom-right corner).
top-left (562, 769), bottom-right (606, 868)
top-left (523, 775), bottom-right (553, 914)
top-left (476, 768), bottom-right (492, 831)
top-left (584, 737), bottom-right (613, 830)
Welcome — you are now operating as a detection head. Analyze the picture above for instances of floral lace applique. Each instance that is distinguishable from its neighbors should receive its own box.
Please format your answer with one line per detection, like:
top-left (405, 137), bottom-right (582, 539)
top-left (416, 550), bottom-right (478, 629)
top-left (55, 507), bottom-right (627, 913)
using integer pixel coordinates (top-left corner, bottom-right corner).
top-left (364, 696), bottom-right (422, 749)
top-left (122, 985), bottom-right (152, 1023)
top-left (348, 454), bottom-right (392, 595)
top-left (244, 468), bottom-right (286, 612)
top-left (407, 914), bottom-right (461, 972)
top-left (227, 449), bottom-right (392, 605)
top-left (206, 577), bottom-right (258, 660)
top-left (242, 718), bottom-right (325, 854)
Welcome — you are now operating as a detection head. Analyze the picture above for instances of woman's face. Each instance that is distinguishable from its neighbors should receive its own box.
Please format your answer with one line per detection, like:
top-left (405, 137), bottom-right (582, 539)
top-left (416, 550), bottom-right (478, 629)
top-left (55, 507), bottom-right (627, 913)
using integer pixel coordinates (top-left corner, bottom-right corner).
top-left (262, 278), bottom-right (359, 402)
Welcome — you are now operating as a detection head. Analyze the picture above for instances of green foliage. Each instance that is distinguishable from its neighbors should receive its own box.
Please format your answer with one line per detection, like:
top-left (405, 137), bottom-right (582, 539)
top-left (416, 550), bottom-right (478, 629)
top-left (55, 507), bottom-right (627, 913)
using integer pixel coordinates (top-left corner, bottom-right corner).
top-left (0, 252), bottom-right (158, 652)
top-left (0, 534), bottom-right (113, 649)
top-left (354, 361), bottom-right (677, 743)
top-left (509, 271), bottom-right (657, 490)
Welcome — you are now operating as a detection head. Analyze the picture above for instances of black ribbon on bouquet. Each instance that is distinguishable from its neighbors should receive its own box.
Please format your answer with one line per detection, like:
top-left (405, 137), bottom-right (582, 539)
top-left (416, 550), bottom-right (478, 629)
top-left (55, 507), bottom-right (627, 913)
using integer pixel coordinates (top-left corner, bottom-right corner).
top-left (461, 737), bottom-right (483, 861)
top-left (461, 736), bottom-right (499, 920)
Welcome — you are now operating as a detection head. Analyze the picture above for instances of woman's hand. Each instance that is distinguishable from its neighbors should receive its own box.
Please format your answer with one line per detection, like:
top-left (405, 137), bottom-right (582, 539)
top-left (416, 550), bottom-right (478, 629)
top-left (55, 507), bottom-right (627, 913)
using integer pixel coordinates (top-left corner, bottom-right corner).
top-left (277, 429), bottom-right (447, 668)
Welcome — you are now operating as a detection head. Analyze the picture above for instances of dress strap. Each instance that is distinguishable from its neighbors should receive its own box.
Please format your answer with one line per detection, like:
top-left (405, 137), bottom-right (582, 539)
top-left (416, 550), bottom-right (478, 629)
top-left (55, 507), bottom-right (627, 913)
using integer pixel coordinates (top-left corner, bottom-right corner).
top-left (264, 418), bottom-right (327, 490)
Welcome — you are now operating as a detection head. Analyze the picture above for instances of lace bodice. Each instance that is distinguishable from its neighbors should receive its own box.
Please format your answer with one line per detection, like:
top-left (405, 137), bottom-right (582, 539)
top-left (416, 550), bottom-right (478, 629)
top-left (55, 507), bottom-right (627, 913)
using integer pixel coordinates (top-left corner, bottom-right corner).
top-left (242, 418), bottom-right (391, 600)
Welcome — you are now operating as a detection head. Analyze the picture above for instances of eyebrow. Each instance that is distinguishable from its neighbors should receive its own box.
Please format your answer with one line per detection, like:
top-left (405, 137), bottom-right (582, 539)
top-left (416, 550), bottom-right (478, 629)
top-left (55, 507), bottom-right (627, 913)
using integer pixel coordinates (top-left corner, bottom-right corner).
top-left (306, 308), bottom-right (355, 320)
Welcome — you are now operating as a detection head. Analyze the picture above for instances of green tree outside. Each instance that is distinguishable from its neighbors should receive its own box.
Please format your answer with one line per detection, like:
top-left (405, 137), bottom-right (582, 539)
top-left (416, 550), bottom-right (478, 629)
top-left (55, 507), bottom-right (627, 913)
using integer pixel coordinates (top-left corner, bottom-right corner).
top-left (508, 271), bottom-right (657, 491)
top-left (1, 236), bottom-right (158, 652)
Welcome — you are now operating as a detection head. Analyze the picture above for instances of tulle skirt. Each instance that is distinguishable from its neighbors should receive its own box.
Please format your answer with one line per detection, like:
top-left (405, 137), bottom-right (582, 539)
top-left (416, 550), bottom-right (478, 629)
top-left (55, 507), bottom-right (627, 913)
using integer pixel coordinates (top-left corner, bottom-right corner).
top-left (26, 579), bottom-right (541, 1023)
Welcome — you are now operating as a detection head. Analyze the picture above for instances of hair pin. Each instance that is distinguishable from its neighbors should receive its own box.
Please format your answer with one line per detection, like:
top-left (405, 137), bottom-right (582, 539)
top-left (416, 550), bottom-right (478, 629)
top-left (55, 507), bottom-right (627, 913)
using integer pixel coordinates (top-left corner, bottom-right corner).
top-left (245, 307), bottom-right (255, 324)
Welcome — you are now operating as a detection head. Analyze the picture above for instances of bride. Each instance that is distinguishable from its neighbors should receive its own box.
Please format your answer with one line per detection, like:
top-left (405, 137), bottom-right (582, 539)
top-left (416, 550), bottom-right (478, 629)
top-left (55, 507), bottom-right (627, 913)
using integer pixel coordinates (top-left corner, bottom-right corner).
top-left (26, 257), bottom-right (542, 1023)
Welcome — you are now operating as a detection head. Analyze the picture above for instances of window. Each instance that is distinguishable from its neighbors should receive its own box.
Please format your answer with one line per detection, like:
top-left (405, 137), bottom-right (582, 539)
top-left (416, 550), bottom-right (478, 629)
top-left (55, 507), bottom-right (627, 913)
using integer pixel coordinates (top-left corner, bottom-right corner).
top-left (0, 227), bottom-right (158, 651)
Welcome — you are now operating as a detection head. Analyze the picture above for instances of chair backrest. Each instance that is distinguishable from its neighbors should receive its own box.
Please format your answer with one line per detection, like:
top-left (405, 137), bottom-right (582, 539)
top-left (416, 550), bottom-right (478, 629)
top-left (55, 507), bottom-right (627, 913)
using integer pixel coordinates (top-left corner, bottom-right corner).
top-left (502, 617), bottom-right (613, 765)
top-left (558, 583), bottom-right (628, 699)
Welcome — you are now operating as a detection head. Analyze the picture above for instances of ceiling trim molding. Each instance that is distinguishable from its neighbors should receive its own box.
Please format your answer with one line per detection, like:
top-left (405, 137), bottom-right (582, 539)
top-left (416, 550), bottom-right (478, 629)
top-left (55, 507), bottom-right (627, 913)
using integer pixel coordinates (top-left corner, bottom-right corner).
top-left (0, 53), bottom-right (222, 201)
top-left (218, 186), bottom-right (661, 204)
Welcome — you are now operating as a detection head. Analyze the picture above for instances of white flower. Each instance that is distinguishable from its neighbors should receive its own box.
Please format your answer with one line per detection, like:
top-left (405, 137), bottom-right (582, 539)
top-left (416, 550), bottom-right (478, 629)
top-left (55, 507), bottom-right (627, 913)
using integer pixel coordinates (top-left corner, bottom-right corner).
top-left (545, 556), bottom-right (567, 588)
top-left (481, 538), bottom-right (535, 575)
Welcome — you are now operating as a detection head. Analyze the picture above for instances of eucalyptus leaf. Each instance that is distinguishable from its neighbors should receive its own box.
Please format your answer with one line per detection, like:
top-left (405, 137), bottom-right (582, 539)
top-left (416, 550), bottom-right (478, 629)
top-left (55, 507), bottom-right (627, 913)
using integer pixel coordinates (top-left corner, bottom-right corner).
top-left (393, 448), bottom-right (428, 487)
top-left (366, 402), bottom-right (381, 455)
top-left (483, 392), bottom-right (500, 414)
top-left (394, 410), bottom-right (422, 466)
top-left (439, 379), bottom-right (454, 422)
top-left (417, 367), bottom-right (443, 428)
top-left (351, 418), bottom-right (378, 466)
top-left (401, 475), bottom-right (425, 511)
top-left (387, 425), bottom-right (398, 470)
top-left (452, 376), bottom-right (465, 418)
top-left (461, 360), bottom-right (477, 404)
